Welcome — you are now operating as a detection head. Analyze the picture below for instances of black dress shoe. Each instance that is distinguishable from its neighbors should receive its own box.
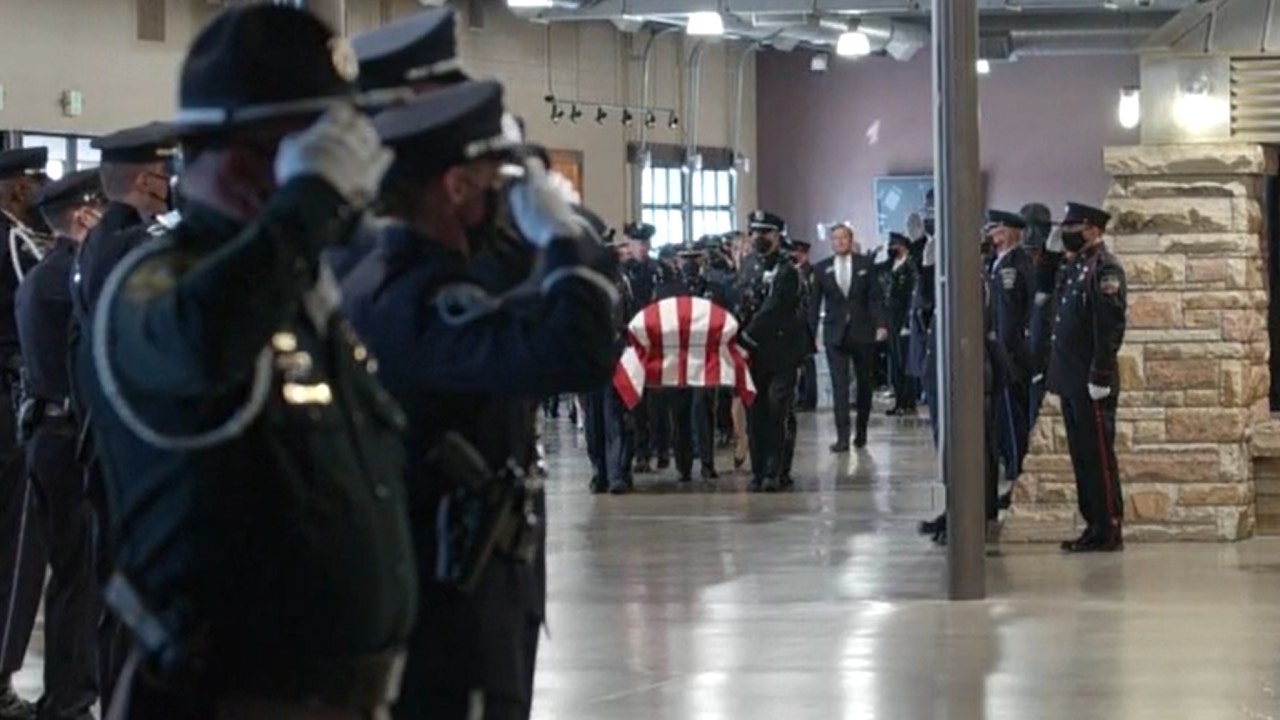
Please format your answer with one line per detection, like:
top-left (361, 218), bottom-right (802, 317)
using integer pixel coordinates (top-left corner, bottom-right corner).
top-left (998, 491), bottom-right (1013, 510)
top-left (657, 457), bottom-right (671, 470)
top-left (829, 441), bottom-right (850, 453)
top-left (918, 513), bottom-right (945, 536)
top-left (701, 465), bottom-right (719, 480)
top-left (589, 478), bottom-right (607, 495)
top-left (762, 477), bottom-right (782, 493)
top-left (733, 455), bottom-right (746, 470)
top-left (779, 475), bottom-right (795, 488)
top-left (749, 478), bottom-right (764, 493)
top-left (608, 481), bottom-right (631, 495)
top-left (634, 460), bottom-right (652, 474)
top-left (1060, 528), bottom-right (1096, 552)
top-left (853, 433), bottom-right (867, 449)
top-left (885, 407), bottom-right (901, 417)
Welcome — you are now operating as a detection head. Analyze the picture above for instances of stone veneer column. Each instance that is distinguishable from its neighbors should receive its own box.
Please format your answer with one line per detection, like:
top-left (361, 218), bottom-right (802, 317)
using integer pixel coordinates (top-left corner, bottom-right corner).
top-left (1004, 143), bottom-right (1275, 542)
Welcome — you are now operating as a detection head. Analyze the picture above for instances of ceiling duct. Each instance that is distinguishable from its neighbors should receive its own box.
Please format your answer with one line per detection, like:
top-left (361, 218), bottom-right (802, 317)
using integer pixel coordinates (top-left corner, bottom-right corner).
top-left (1142, 0), bottom-right (1280, 55)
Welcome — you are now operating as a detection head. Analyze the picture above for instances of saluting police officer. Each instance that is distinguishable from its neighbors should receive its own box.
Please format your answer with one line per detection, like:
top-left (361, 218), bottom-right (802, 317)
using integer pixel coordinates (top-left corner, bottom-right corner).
top-left (69, 121), bottom-right (178, 715)
top-left (739, 211), bottom-right (808, 492)
top-left (984, 210), bottom-right (1036, 487)
top-left (1047, 202), bottom-right (1127, 553)
top-left (342, 80), bottom-right (618, 720)
top-left (16, 169), bottom-right (104, 720)
top-left (0, 148), bottom-right (49, 720)
top-left (86, 7), bottom-right (417, 716)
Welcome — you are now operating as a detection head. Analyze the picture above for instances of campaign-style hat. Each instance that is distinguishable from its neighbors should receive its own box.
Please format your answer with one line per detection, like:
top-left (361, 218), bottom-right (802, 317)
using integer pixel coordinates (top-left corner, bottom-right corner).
top-left (33, 168), bottom-right (101, 213)
top-left (888, 231), bottom-right (911, 248)
top-left (352, 8), bottom-right (467, 92)
top-left (624, 222), bottom-right (656, 242)
top-left (789, 237), bottom-right (813, 250)
top-left (1062, 202), bottom-right (1111, 230)
top-left (749, 210), bottom-right (786, 233)
top-left (92, 121), bottom-right (179, 163)
top-left (172, 5), bottom-right (359, 132)
top-left (374, 80), bottom-right (525, 180)
top-left (0, 148), bottom-right (49, 181)
top-left (985, 209), bottom-right (1027, 230)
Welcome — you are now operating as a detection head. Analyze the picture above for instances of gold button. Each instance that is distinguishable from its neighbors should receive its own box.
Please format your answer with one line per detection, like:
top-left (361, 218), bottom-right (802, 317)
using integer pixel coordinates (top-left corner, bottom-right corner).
top-left (354, 345), bottom-right (368, 362)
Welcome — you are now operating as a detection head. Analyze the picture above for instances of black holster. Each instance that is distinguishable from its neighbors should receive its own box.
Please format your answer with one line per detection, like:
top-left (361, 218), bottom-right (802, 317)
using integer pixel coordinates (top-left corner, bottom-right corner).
top-left (427, 432), bottom-right (543, 595)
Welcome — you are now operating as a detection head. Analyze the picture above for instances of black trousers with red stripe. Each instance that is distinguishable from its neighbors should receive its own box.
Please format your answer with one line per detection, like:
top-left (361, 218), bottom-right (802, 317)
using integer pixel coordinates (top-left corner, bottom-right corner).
top-left (1060, 391), bottom-right (1123, 534)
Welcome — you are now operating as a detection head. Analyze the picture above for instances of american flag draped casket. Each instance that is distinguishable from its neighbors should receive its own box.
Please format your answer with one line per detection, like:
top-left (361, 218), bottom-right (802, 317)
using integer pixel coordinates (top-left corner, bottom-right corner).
top-left (612, 295), bottom-right (756, 410)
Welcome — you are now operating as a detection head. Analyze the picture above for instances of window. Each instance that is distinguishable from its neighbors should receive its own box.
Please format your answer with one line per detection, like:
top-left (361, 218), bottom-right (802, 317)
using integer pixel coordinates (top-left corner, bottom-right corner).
top-left (18, 132), bottom-right (100, 179)
top-left (638, 166), bottom-right (736, 247)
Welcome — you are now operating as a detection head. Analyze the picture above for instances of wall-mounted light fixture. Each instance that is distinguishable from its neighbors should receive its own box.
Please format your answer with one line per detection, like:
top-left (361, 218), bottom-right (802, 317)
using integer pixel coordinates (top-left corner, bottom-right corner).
top-left (976, 59), bottom-right (991, 75)
top-left (1118, 86), bottom-right (1140, 129)
top-left (1174, 71), bottom-right (1228, 135)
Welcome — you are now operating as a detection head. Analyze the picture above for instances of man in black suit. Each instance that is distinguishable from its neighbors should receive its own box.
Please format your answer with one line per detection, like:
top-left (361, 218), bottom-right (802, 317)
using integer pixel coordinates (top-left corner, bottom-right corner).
top-left (810, 224), bottom-right (886, 451)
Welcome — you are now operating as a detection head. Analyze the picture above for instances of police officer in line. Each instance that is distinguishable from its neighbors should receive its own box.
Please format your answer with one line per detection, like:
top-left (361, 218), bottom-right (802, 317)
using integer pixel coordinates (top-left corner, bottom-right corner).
top-left (1022, 202), bottom-right (1060, 439)
top-left (984, 210), bottom-right (1036, 488)
top-left (621, 223), bottom-right (669, 474)
top-left (341, 80), bottom-right (618, 720)
top-left (15, 169), bottom-right (105, 720)
top-left (68, 121), bottom-right (178, 714)
top-left (584, 228), bottom-right (636, 495)
top-left (0, 147), bottom-right (50, 720)
top-left (1047, 202), bottom-right (1127, 553)
top-left (789, 237), bottom-right (819, 412)
top-left (87, 6), bottom-right (417, 716)
top-left (918, 225), bottom-right (1010, 546)
top-left (739, 210), bottom-right (808, 493)
top-left (883, 232), bottom-right (918, 416)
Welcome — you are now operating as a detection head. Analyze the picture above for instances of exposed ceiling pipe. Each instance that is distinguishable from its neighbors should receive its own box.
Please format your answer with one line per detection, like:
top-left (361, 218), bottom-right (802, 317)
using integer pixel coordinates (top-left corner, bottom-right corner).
top-left (685, 41), bottom-right (708, 162)
top-left (522, 0), bottom-right (1193, 21)
top-left (639, 26), bottom-right (681, 152)
top-left (729, 44), bottom-right (758, 167)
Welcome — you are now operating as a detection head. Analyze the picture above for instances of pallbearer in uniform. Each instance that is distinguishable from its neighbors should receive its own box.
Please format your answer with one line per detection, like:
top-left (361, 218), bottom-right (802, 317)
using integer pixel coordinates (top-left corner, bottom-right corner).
top-left (584, 227), bottom-right (636, 495)
top-left (86, 7), bottom-right (418, 716)
top-left (810, 224), bottom-right (885, 452)
top-left (739, 211), bottom-right (807, 492)
top-left (621, 223), bottom-right (667, 474)
top-left (0, 148), bottom-right (48, 719)
top-left (983, 210), bottom-right (1036, 487)
top-left (1022, 202), bottom-right (1059, 440)
top-left (343, 80), bottom-right (618, 720)
top-left (1047, 202), bottom-right (1127, 553)
top-left (16, 169), bottom-right (104, 720)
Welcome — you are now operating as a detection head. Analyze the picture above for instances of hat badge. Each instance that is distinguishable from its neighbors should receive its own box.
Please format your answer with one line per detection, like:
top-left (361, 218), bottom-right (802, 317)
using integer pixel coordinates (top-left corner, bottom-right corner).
top-left (329, 37), bottom-right (360, 83)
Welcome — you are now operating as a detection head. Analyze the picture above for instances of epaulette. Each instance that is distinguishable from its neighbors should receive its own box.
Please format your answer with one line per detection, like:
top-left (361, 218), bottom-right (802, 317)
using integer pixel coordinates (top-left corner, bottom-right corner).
top-left (122, 244), bottom-right (201, 302)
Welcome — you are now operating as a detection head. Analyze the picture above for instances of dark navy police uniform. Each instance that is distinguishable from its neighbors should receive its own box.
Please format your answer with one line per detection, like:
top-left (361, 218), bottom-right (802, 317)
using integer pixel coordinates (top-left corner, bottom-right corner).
top-left (1046, 203), bottom-right (1127, 552)
top-left (984, 210), bottom-right (1036, 483)
top-left (344, 79), bottom-right (618, 720)
top-left (17, 169), bottom-right (107, 720)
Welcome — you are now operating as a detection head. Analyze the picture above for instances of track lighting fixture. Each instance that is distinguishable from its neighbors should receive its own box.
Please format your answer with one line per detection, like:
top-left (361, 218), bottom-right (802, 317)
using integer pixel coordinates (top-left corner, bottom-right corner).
top-left (622, 109), bottom-right (634, 127)
top-left (550, 103), bottom-right (565, 124)
top-left (668, 112), bottom-right (680, 129)
top-left (570, 104), bottom-right (583, 123)
top-left (644, 110), bottom-right (657, 129)
top-left (596, 107), bottom-right (608, 124)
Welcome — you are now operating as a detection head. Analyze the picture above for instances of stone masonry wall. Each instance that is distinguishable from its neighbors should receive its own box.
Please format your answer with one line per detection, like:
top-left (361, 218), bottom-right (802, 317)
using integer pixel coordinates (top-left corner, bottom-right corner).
top-left (1004, 144), bottom-right (1276, 542)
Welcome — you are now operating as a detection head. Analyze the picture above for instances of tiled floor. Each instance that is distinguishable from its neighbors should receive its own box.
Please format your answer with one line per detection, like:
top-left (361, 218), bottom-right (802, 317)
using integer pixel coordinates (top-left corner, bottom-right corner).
top-left (14, 407), bottom-right (1280, 719)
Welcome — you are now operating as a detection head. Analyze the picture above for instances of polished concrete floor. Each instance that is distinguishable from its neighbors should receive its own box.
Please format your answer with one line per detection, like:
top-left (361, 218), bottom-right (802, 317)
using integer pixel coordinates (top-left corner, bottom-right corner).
top-left (14, 408), bottom-right (1280, 718)
top-left (533, 407), bottom-right (1280, 720)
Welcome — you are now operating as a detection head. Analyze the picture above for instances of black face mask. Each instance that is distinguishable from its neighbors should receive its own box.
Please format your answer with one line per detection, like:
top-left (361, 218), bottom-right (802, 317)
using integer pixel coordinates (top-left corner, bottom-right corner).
top-left (465, 187), bottom-right (504, 251)
top-left (754, 237), bottom-right (774, 255)
top-left (1061, 229), bottom-right (1086, 253)
top-left (923, 219), bottom-right (936, 236)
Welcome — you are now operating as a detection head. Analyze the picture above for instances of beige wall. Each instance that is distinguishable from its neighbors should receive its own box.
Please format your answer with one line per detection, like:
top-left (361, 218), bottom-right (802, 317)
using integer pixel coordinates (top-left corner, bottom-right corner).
top-left (0, 0), bottom-right (758, 229)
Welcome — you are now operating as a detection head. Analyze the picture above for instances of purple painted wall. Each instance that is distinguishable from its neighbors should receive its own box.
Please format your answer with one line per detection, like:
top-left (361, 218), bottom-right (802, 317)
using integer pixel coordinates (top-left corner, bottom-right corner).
top-left (756, 50), bottom-right (1139, 252)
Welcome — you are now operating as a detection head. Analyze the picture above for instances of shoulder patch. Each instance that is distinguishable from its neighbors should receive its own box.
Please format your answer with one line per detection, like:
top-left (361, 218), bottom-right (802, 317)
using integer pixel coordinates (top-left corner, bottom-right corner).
top-left (433, 282), bottom-right (501, 326)
top-left (1098, 272), bottom-right (1122, 296)
top-left (1000, 266), bottom-right (1017, 290)
top-left (122, 247), bottom-right (200, 302)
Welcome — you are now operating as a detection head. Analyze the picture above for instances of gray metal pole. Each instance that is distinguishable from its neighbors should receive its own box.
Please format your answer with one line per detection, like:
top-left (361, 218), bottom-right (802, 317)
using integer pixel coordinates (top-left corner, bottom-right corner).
top-left (933, 0), bottom-right (986, 600)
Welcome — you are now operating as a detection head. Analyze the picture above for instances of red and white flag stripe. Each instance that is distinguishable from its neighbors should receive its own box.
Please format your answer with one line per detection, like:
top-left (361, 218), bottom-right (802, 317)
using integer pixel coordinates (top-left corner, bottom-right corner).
top-left (613, 296), bottom-right (756, 409)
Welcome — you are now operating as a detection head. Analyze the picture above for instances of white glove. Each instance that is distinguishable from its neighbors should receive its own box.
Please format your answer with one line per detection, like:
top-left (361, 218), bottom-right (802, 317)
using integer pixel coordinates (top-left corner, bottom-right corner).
top-left (506, 156), bottom-right (581, 248)
top-left (899, 327), bottom-right (911, 337)
top-left (1032, 374), bottom-right (1044, 385)
top-left (1034, 292), bottom-right (1049, 307)
top-left (1087, 383), bottom-right (1111, 401)
top-left (275, 104), bottom-right (393, 209)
